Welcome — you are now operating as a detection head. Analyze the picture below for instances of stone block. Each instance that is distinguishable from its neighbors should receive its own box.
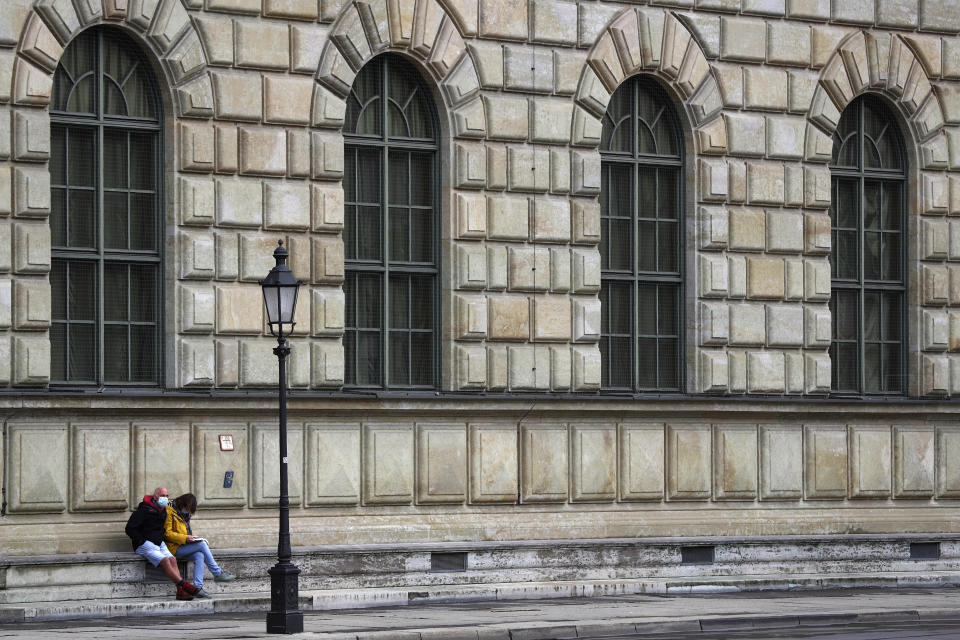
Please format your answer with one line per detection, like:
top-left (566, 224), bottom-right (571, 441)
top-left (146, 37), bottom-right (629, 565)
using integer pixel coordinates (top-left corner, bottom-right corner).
top-left (311, 288), bottom-right (345, 337)
top-left (249, 423), bottom-right (302, 508)
top-left (923, 264), bottom-right (950, 305)
top-left (487, 245), bottom-right (508, 291)
top-left (487, 196), bottom-right (529, 240)
top-left (804, 259), bottom-right (831, 301)
top-left (196, 17), bottom-right (233, 67)
top-left (699, 255), bottom-right (729, 298)
top-left (766, 210), bottom-right (804, 253)
top-left (215, 285), bottom-right (262, 335)
top-left (211, 71), bottom-right (262, 121)
top-left (456, 344), bottom-right (487, 390)
top-left (849, 425), bottom-right (891, 498)
top-left (520, 424), bottom-right (567, 502)
top-left (178, 284), bottom-right (215, 334)
top-left (731, 350), bottom-right (748, 393)
top-left (0, 279), bottom-right (9, 328)
top-left (531, 198), bottom-right (570, 243)
top-left (760, 425), bottom-right (803, 499)
top-left (550, 345), bottom-right (571, 390)
top-left (894, 425), bottom-right (935, 497)
top-left (214, 125), bottom-right (238, 174)
top-left (784, 166), bottom-right (804, 208)
top-left (311, 183), bottom-right (344, 231)
top-left (480, 0), bottom-right (527, 40)
top-left (12, 109), bottom-right (49, 162)
top-left (13, 165), bottom-right (50, 217)
top-left (6, 423), bottom-right (67, 512)
top-left (456, 244), bottom-right (487, 290)
top-left (530, 99), bottom-right (572, 143)
top-left (570, 150), bottom-right (601, 195)
top-left (13, 222), bottom-right (49, 274)
top-left (531, 0), bottom-right (577, 45)
top-left (549, 148), bottom-right (570, 194)
top-left (804, 212), bottom-right (831, 254)
top-left (488, 295), bottom-right (529, 341)
top-left (532, 296), bottom-right (571, 341)
top-left (550, 247), bottom-right (570, 292)
top-left (728, 207), bottom-right (765, 251)
top-left (747, 162), bottom-right (785, 205)
top-left (729, 255), bottom-right (747, 298)
top-left (617, 423), bottom-right (665, 501)
top-left (920, 0), bottom-right (960, 32)
top-left (765, 116), bottom-right (805, 160)
top-left (192, 425), bottom-right (246, 508)
top-left (804, 424), bottom-right (847, 499)
top-left (455, 143), bottom-right (486, 189)
top-left (700, 350), bottom-right (728, 392)
top-left (925, 309), bottom-right (950, 351)
top-left (744, 67), bottom-right (788, 112)
top-left (234, 19), bottom-right (289, 70)
top-left (238, 127), bottom-right (286, 176)
top-left (215, 232), bottom-right (239, 281)
top-left (748, 351), bottom-right (785, 392)
top-left (415, 424), bottom-right (467, 505)
top-left (216, 179), bottom-right (262, 228)
top-left (486, 143), bottom-right (507, 190)
top-left (766, 304), bottom-right (803, 347)
top-left (729, 303), bottom-right (765, 346)
top-left (507, 146), bottom-right (550, 193)
top-left (747, 256), bottom-right (785, 299)
top-left (311, 340), bottom-right (344, 387)
top-left (572, 199), bottom-right (600, 245)
top-left (925, 173), bottom-right (950, 214)
top-left (263, 75), bottom-right (312, 126)
top-left (700, 302), bottom-right (729, 346)
top-left (508, 246), bottom-right (549, 291)
top-left (239, 340), bottom-right (280, 386)
top-left (311, 236), bottom-right (344, 284)
top-left (569, 424), bottom-right (616, 503)
top-left (938, 426), bottom-right (960, 496)
top-left (571, 345), bottom-right (600, 390)
top-left (509, 345), bottom-right (550, 390)
top-left (179, 338), bottom-right (214, 387)
top-left (714, 424), bottom-right (758, 500)
top-left (804, 306), bottom-right (832, 348)
top-left (699, 160), bottom-right (729, 203)
top-left (785, 259), bottom-right (804, 300)
top-left (179, 177), bottom-right (215, 226)
top-left (720, 16), bottom-right (766, 62)
top-left (362, 423), bottom-right (413, 505)
top-left (215, 339), bottom-right (238, 387)
top-left (132, 425), bottom-right (190, 501)
top-left (469, 423), bottom-right (518, 503)
top-left (482, 95), bottom-right (528, 141)
top-left (179, 230), bottom-right (216, 280)
top-left (923, 353), bottom-right (950, 395)
top-left (69, 424), bottom-right (130, 512)
top-left (571, 249), bottom-right (600, 293)
top-left (725, 113), bottom-right (765, 157)
top-left (729, 160), bottom-right (747, 202)
top-left (239, 234), bottom-right (285, 283)
top-left (455, 294), bottom-right (487, 341)
top-left (767, 21), bottom-right (810, 66)
top-left (0, 167), bottom-right (11, 214)
top-left (805, 352), bottom-right (831, 393)
top-left (264, 182), bottom-right (309, 230)
top-left (667, 424), bottom-right (712, 500)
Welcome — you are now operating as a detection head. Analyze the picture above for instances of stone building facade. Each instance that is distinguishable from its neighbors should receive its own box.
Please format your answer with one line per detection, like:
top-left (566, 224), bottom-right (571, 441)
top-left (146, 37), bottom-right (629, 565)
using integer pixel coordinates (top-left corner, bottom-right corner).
top-left (3, 0), bottom-right (960, 571)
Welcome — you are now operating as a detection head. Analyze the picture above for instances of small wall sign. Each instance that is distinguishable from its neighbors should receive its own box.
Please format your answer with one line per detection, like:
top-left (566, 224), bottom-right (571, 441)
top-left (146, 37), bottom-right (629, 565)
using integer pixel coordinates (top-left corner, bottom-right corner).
top-left (218, 434), bottom-right (234, 451)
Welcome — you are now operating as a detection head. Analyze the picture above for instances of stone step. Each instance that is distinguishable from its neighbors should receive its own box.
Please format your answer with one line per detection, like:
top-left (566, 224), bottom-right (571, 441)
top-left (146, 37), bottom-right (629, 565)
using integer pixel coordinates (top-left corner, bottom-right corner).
top-left (3, 571), bottom-right (960, 623)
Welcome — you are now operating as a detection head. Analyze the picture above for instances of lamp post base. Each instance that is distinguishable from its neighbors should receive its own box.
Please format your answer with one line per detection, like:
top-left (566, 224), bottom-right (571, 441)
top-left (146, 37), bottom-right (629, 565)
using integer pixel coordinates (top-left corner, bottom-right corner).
top-left (266, 562), bottom-right (303, 634)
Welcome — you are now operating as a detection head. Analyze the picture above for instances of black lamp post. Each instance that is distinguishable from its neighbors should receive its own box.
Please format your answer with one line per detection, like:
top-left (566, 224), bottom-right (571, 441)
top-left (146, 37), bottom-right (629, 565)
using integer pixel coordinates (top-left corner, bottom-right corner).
top-left (260, 240), bottom-right (304, 634)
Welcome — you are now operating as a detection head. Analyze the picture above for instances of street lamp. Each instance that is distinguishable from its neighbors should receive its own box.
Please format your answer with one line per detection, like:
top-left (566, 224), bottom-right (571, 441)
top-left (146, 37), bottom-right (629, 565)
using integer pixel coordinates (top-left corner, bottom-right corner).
top-left (260, 240), bottom-right (304, 634)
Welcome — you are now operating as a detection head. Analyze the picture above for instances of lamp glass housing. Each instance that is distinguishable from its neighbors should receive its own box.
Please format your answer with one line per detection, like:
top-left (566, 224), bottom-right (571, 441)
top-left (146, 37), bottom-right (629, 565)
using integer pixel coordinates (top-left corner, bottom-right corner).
top-left (259, 242), bottom-right (301, 337)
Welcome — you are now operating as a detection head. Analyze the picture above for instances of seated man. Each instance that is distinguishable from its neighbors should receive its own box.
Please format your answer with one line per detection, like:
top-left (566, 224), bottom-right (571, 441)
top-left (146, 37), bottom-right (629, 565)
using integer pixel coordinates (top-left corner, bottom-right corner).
top-left (125, 486), bottom-right (198, 600)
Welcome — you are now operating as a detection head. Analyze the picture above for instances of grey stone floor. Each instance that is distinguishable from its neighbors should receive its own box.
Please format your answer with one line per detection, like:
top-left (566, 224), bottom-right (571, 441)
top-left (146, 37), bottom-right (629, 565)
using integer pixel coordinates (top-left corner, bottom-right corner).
top-left (5, 588), bottom-right (960, 639)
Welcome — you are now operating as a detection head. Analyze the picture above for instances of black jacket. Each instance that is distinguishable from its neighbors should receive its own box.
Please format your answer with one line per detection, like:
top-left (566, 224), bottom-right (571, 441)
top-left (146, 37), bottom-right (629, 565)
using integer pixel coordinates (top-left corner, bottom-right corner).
top-left (125, 496), bottom-right (167, 551)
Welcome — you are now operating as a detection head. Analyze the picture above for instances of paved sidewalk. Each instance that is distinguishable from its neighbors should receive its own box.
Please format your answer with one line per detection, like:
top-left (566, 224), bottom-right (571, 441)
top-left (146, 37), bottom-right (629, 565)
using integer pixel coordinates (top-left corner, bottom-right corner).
top-left (5, 587), bottom-right (960, 639)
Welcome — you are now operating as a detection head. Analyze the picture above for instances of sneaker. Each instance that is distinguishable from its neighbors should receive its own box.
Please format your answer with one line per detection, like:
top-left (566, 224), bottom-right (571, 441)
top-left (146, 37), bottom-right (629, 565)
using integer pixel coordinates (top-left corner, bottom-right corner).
top-left (180, 580), bottom-right (199, 596)
top-left (214, 572), bottom-right (236, 583)
top-left (194, 588), bottom-right (210, 598)
top-left (176, 585), bottom-right (194, 601)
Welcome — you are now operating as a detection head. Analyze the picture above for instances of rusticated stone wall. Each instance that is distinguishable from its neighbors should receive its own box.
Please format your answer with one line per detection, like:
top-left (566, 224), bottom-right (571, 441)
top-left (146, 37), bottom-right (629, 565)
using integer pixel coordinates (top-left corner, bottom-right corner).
top-left (3, 0), bottom-right (960, 556)
top-left (4, 399), bottom-right (960, 555)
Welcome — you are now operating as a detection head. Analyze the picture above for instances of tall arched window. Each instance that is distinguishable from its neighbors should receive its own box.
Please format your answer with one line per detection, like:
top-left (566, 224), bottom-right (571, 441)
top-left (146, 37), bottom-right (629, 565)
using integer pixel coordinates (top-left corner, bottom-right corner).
top-left (49, 28), bottom-right (163, 385)
top-left (829, 94), bottom-right (907, 395)
top-left (598, 76), bottom-right (684, 392)
top-left (342, 55), bottom-right (439, 389)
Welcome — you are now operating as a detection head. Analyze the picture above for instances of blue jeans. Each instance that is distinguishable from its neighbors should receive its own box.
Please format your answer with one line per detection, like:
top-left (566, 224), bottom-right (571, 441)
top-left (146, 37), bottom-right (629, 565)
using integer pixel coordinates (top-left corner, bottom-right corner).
top-left (174, 541), bottom-right (222, 588)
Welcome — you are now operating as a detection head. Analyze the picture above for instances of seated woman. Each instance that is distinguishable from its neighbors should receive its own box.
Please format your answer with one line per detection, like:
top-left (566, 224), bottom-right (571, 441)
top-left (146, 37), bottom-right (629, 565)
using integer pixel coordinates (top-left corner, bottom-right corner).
top-left (163, 493), bottom-right (235, 597)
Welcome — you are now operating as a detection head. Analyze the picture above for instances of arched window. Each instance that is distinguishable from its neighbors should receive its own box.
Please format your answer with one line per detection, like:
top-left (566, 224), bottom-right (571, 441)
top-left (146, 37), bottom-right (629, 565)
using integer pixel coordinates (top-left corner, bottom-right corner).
top-left (342, 55), bottom-right (439, 389)
top-left (829, 94), bottom-right (907, 395)
top-left (49, 28), bottom-right (163, 385)
top-left (598, 76), bottom-right (684, 392)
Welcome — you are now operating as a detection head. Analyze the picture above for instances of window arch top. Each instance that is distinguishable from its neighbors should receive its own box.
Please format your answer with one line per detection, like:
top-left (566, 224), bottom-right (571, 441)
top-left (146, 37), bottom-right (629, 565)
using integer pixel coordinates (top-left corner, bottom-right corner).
top-left (830, 94), bottom-right (904, 172)
top-left (344, 55), bottom-right (437, 142)
top-left (52, 28), bottom-right (160, 121)
top-left (601, 76), bottom-right (681, 157)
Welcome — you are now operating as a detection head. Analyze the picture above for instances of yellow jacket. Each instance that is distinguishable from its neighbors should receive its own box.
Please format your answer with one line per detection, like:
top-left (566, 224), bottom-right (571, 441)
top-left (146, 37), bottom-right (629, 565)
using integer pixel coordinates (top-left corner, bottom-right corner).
top-left (162, 504), bottom-right (192, 555)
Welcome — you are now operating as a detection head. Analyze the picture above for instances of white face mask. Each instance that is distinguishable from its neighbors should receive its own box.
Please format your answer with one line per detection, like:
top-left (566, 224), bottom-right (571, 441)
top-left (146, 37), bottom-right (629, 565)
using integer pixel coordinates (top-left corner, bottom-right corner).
top-left (156, 496), bottom-right (169, 508)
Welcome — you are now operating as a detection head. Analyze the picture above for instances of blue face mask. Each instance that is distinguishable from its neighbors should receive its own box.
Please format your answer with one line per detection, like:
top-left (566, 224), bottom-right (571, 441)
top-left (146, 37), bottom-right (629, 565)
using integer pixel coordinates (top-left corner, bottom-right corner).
top-left (156, 496), bottom-right (169, 508)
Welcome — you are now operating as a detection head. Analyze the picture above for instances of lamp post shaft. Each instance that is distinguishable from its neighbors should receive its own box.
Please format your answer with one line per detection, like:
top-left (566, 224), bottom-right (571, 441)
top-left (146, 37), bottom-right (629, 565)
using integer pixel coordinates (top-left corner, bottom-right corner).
top-left (266, 336), bottom-right (303, 634)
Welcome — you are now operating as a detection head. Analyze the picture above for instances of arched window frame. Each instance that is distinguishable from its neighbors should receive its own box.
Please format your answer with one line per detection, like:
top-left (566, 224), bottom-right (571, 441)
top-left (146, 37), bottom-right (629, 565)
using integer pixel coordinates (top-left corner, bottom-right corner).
top-left (341, 54), bottom-right (441, 390)
top-left (598, 75), bottom-right (685, 393)
top-left (828, 93), bottom-right (908, 396)
top-left (48, 26), bottom-right (164, 387)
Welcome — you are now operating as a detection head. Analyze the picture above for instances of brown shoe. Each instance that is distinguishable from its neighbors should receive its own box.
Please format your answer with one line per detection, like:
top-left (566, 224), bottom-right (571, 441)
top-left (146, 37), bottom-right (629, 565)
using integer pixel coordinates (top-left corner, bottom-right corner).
top-left (180, 581), bottom-right (199, 596)
top-left (176, 585), bottom-right (194, 600)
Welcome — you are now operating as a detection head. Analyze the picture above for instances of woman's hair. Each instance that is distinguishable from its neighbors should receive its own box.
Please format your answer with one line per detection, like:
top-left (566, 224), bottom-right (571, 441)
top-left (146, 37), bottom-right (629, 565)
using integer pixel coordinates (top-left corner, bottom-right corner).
top-left (174, 493), bottom-right (198, 514)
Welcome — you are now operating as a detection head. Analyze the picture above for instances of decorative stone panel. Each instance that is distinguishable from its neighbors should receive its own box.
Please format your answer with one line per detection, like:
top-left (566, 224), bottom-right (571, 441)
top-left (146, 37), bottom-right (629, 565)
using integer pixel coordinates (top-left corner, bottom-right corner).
top-left (713, 424), bottom-right (758, 500)
top-left (804, 424), bottom-right (847, 499)
top-left (70, 423), bottom-right (130, 512)
top-left (520, 423), bottom-right (568, 502)
top-left (362, 423), bottom-right (414, 505)
top-left (416, 423), bottom-right (467, 504)
top-left (469, 423), bottom-right (518, 504)
top-left (192, 424), bottom-right (247, 508)
top-left (667, 424), bottom-right (712, 501)
top-left (133, 424), bottom-right (191, 501)
top-left (306, 423), bottom-right (361, 506)
top-left (570, 423), bottom-right (616, 502)
top-left (250, 423), bottom-right (303, 508)
top-left (7, 423), bottom-right (67, 513)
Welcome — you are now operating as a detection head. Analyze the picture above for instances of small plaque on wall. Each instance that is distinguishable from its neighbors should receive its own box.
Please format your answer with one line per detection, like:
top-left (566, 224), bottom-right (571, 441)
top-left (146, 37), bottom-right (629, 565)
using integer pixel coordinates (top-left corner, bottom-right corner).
top-left (218, 434), bottom-right (234, 451)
